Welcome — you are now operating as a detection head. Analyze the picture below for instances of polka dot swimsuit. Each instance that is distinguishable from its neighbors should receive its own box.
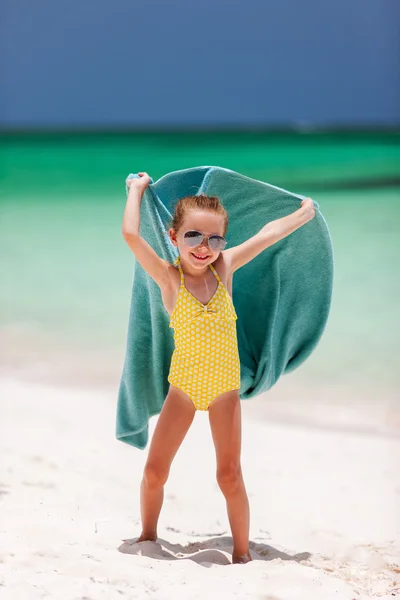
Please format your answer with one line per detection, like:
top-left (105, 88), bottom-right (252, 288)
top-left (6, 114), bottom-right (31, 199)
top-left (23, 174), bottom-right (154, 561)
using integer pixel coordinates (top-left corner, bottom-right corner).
top-left (168, 256), bottom-right (241, 410)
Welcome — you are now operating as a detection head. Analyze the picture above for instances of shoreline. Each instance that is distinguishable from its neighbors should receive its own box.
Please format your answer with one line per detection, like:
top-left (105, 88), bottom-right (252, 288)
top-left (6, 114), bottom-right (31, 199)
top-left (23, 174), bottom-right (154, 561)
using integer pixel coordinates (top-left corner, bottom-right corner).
top-left (2, 362), bottom-right (399, 439)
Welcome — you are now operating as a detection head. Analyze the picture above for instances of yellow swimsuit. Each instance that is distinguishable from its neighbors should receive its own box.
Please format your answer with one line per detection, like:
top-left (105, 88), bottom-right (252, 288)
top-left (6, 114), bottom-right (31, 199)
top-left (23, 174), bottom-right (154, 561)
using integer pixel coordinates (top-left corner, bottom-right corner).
top-left (168, 256), bottom-right (241, 410)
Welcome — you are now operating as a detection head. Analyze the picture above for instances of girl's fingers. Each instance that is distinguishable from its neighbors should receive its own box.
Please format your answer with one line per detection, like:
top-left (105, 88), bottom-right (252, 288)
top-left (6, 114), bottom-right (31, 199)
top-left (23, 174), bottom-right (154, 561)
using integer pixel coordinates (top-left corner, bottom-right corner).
top-left (126, 173), bottom-right (150, 188)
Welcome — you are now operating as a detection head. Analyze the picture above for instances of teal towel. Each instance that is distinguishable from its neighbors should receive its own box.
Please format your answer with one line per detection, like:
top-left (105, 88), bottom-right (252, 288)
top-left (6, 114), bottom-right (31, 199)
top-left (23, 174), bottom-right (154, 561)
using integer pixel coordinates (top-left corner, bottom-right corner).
top-left (116, 166), bottom-right (333, 449)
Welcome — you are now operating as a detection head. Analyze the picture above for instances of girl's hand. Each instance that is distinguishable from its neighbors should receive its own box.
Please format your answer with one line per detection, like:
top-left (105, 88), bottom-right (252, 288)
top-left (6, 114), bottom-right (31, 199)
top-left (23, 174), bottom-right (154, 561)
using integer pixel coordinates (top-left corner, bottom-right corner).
top-left (126, 172), bottom-right (152, 193)
top-left (300, 198), bottom-right (315, 222)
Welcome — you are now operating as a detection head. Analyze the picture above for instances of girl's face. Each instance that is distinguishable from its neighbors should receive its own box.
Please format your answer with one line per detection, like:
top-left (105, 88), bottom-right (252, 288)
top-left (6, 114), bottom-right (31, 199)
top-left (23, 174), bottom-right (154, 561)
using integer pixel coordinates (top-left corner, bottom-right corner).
top-left (169, 210), bottom-right (226, 269)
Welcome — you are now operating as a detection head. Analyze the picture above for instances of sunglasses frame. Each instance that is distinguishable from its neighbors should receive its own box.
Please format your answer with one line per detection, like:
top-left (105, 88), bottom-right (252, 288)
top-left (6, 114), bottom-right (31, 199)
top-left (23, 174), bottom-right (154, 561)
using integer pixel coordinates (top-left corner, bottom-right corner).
top-left (182, 229), bottom-right (227, 251)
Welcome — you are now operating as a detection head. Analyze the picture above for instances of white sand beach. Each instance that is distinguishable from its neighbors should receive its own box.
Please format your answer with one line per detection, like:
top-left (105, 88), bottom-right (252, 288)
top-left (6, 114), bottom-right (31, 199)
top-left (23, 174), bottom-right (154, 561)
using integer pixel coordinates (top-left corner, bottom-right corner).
top-left (1, 376), bottom-right (399, 600)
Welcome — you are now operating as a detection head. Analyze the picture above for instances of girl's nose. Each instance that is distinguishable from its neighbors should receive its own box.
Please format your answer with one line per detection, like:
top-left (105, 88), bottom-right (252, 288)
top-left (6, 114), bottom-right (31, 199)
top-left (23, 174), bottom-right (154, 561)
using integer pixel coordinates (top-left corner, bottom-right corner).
top-left (196, 241), bottom-right (208, 250)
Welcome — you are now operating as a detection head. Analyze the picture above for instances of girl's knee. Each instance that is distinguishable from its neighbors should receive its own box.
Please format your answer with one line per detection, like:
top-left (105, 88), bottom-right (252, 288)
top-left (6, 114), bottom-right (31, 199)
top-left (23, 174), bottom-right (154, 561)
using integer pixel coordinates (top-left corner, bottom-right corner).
top-left (216, 464), bottom-right (242, 494)
top-left (143, 462), bottom-right (169, 488)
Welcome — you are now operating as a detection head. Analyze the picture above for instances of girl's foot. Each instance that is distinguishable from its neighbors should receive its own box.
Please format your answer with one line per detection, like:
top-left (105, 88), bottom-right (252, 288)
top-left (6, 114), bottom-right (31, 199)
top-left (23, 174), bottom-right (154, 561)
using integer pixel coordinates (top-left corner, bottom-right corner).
top-left (232, 551), bottom-right (252, 564)
top-left (136, 532), bottom-right (157, 543)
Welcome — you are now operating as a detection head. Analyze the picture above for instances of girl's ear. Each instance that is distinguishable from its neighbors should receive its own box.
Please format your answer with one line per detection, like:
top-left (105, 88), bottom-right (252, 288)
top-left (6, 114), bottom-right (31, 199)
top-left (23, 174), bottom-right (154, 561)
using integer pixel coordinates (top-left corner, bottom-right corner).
top-left (169, 228), bottom-right (178, 246)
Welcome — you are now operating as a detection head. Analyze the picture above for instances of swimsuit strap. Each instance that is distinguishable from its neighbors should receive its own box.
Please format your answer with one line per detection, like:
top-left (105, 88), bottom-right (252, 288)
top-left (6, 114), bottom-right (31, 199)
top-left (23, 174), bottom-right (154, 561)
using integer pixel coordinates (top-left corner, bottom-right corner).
top-left (208, 263), bottom-right (221, 283)
top-left (174, 256), bottom-right (185, 285)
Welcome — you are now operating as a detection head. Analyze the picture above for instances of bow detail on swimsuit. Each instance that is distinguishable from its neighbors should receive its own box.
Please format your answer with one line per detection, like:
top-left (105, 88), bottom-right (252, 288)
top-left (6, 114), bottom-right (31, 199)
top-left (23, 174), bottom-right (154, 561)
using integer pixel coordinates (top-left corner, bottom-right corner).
top-left (192, 304), bottom-right (218, 318)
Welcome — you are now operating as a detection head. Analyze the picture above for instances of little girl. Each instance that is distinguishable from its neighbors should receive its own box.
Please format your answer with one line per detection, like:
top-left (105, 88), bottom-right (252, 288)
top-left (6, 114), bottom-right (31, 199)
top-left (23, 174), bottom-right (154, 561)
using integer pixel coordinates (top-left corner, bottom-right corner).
top-left (122, 172), bottom-right (315, 564)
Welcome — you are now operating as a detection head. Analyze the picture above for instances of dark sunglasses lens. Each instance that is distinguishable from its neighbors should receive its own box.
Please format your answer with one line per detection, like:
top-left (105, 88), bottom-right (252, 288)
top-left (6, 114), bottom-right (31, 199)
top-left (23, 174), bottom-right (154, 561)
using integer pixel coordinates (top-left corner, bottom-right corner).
top-left (184, 231), bottom-right (203, 247)
top-left (209, 236), bottom-right (227, 251)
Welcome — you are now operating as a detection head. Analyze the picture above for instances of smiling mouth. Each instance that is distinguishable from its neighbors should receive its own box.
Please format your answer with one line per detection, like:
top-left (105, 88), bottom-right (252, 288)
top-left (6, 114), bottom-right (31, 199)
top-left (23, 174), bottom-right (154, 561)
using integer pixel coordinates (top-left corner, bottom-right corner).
top-left (191, 253), bottom-right (210, 260)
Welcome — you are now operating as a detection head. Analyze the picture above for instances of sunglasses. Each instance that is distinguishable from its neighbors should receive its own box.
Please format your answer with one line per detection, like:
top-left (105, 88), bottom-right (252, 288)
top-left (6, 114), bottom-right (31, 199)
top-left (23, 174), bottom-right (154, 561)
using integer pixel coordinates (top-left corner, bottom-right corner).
top-left (182, 230), bottom-right (227, 251)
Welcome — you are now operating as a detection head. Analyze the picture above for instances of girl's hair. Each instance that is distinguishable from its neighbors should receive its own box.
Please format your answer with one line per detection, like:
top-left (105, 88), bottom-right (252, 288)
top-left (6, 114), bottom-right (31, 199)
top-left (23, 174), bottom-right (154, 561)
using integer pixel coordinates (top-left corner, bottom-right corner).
top-left (169, 194), bottom-right (228, 236)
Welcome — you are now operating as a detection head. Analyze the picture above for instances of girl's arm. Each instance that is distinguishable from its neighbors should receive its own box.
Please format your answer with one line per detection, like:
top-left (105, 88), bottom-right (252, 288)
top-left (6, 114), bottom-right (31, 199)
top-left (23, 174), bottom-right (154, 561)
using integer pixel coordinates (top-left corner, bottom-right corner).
top-left (223, 199), bottom-right (315, 274)
top-left (122, 173), bottom-right (171, 288)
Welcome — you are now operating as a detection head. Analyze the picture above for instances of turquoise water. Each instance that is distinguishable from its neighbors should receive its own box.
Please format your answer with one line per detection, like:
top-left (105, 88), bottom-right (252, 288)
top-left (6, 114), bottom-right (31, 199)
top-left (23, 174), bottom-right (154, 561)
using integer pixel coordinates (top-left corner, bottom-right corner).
top-left (1, 187), bottom-right (399, 392)
top-left (1, 133), bottom-right (399, 394)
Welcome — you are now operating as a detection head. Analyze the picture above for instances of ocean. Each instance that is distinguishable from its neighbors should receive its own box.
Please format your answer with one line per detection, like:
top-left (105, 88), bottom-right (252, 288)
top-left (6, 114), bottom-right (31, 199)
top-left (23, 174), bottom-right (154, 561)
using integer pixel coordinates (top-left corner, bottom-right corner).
top-left (1, 132), bottom-right (399, 423)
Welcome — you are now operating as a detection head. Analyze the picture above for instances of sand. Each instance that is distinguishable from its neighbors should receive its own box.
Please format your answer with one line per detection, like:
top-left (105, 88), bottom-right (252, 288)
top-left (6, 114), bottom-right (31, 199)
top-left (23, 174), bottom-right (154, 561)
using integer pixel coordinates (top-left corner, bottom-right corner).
top-left (1, 376), bottom-right (399, 600)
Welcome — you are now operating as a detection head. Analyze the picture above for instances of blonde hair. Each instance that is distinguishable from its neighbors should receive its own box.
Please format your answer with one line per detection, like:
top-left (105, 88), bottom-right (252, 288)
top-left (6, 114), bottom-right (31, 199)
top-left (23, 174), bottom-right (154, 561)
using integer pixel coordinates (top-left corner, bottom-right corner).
top-left (169, 194), bottom-right (228, 236)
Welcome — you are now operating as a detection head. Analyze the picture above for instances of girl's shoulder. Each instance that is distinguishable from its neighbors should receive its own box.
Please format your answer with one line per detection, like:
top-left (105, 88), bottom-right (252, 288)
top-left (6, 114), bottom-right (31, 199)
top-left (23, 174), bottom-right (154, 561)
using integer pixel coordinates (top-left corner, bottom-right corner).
top-left (213, 252), bottom-right (230, 281)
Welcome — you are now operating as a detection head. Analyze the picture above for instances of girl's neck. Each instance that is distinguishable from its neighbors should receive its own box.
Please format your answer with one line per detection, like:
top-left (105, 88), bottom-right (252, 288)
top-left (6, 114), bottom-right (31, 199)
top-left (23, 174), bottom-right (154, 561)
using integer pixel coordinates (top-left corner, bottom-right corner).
top-left (178, 255), bottom-right (210, 279)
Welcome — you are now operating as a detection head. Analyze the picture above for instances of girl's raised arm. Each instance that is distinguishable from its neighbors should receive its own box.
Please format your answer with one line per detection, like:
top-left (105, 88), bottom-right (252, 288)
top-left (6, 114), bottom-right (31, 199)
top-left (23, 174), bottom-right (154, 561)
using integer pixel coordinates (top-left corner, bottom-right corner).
top-left (122, 173), bottom-right (171, 289)
top-left (223, 198), bottom-right (315, 274)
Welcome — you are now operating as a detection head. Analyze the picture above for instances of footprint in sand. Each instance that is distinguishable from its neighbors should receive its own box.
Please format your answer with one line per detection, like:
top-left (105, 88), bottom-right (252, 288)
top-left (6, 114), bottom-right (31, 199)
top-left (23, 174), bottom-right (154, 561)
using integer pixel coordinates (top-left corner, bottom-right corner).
top-left (0, 483), bottom-right (9, 497)
top-left (22, 480), bottom-right (56, 489)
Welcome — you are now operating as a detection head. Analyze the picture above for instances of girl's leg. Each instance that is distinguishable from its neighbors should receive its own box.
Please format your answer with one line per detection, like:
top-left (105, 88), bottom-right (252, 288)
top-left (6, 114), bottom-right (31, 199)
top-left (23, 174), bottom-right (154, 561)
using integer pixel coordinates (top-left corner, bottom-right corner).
top-left (138, 385), bottom-right (196, 541)
top-left (208, 390), bottom-right (251, 563)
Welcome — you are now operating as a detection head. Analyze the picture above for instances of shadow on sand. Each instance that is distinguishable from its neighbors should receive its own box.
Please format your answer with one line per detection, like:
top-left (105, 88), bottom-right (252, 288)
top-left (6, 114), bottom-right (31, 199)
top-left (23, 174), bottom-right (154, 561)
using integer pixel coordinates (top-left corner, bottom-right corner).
top-left (118, 535), bottom-right (311, 567)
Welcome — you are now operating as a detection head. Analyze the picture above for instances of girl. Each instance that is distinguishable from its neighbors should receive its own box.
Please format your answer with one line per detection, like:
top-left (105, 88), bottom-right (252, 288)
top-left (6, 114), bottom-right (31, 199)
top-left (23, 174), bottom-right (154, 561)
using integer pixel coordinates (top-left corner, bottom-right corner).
top-left (122, 172), bottom-right (315, 564)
